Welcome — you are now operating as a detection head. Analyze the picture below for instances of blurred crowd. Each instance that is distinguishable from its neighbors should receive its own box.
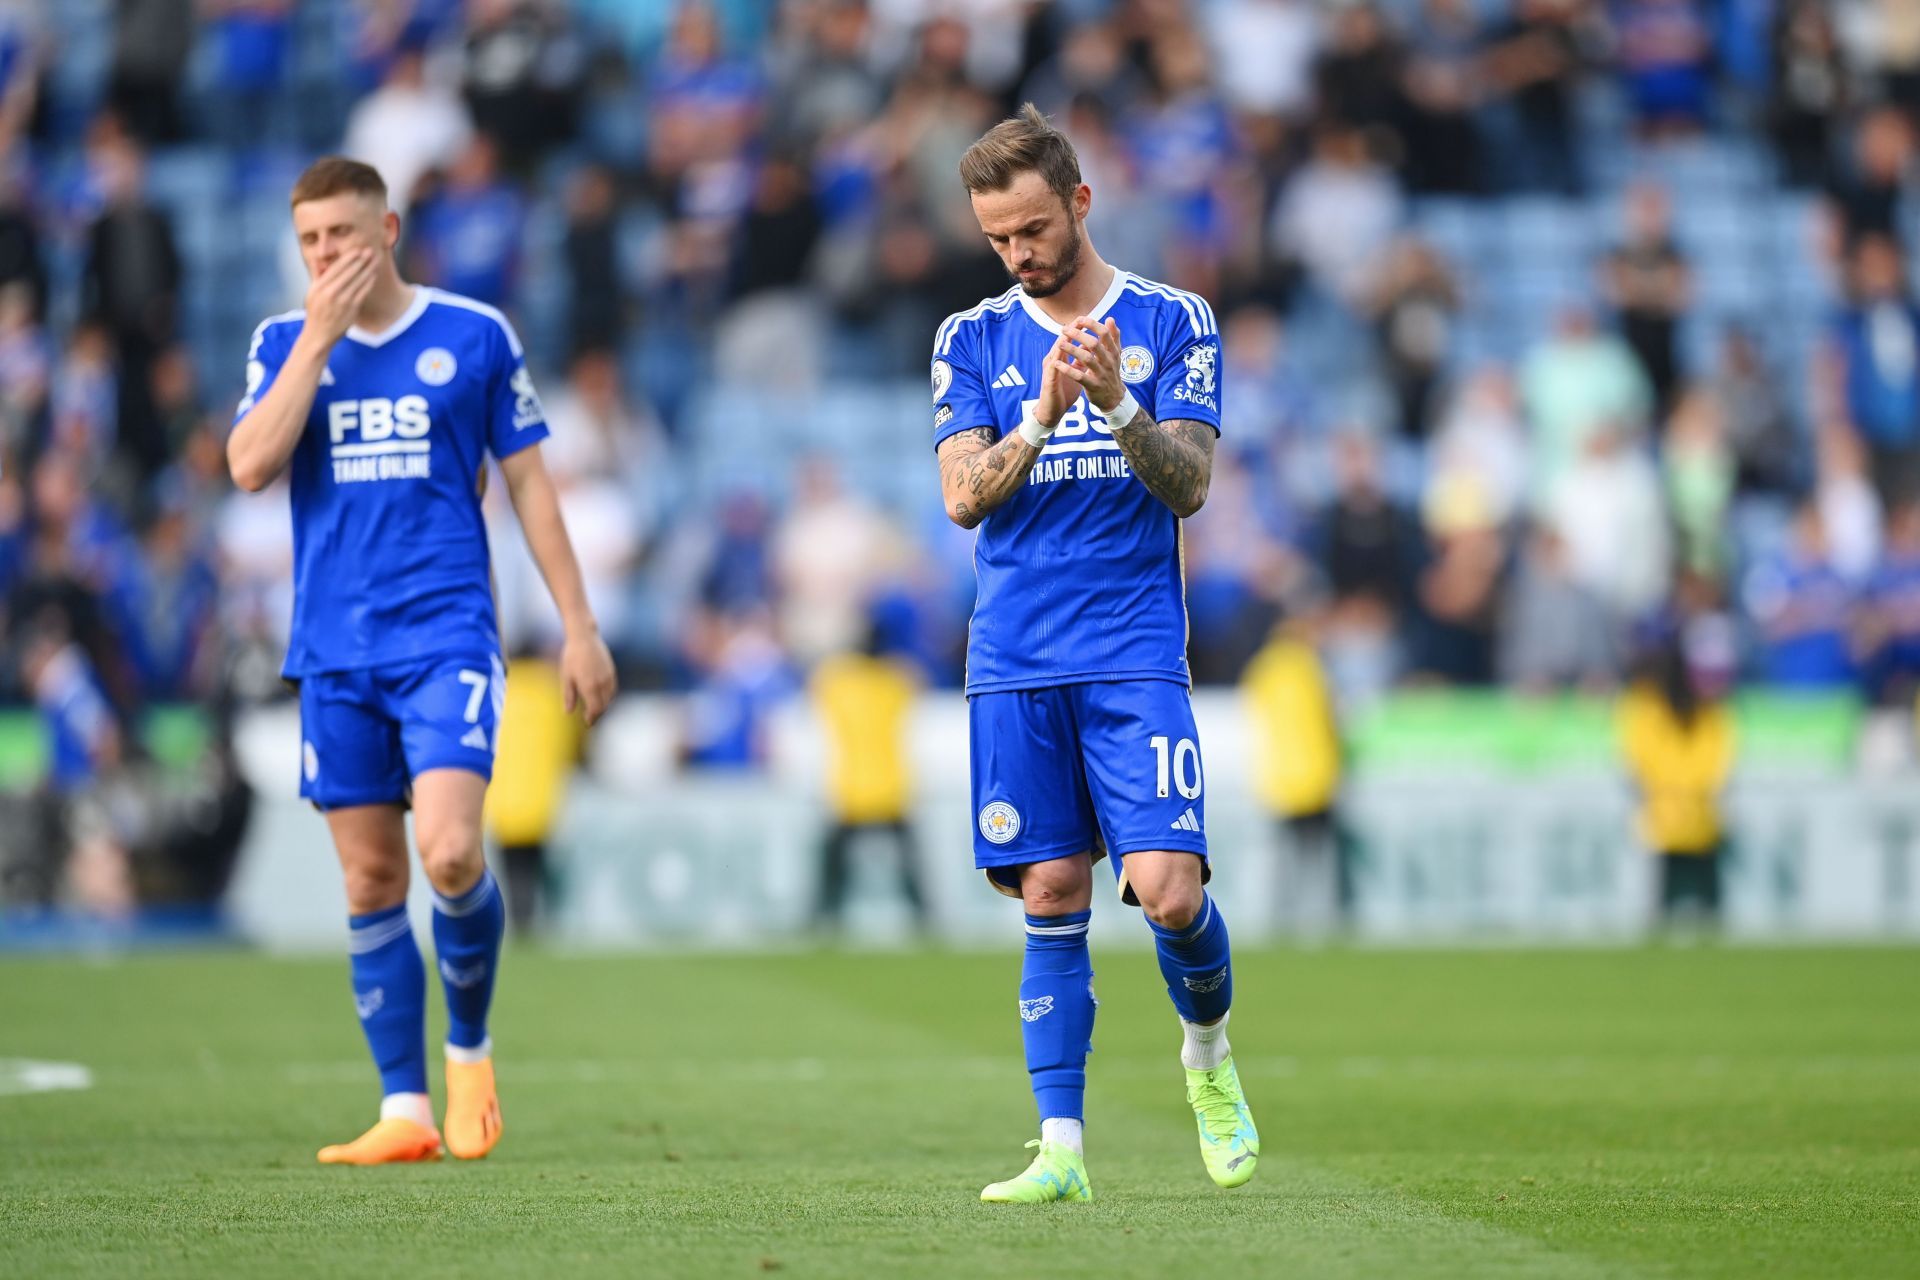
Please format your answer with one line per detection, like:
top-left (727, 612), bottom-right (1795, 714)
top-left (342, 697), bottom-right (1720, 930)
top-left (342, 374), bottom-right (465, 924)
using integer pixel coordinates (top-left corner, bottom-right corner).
top-left (3, 0), bottom-right (1920, 827)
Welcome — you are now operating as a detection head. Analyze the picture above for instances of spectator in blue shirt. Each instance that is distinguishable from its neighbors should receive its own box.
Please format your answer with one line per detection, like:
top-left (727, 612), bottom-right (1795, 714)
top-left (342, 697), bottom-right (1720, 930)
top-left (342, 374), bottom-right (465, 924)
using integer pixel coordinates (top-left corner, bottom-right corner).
top-left (1614, 0), bottom-right (1715, 137)
top-left (1823, 233), bottom-right (1920, 506)
top-left (1859, 501), bottom-right (1920, 708)
top-left (1742, 500), bottom-right (1858, 687)
top-left (102, 477), bottom-right (219, 702)
top-left (405, 133), bottom-right (524, 308)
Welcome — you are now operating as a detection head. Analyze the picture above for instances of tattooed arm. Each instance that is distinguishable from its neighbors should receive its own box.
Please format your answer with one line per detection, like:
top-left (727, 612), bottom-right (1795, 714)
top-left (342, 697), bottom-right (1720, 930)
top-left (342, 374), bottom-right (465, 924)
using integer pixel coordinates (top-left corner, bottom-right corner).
top-left (1109, 412), bottom-right (1215, 517)
top-left (937, 427), bottom-right (1042, 529)
top-left (1050, 316), bottom-right (1217, 518)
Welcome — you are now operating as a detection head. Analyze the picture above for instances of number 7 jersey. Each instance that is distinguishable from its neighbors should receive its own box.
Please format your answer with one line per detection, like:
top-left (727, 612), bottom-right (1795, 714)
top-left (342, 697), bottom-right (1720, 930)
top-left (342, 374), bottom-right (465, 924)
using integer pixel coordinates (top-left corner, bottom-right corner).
top-left (235, 286), bottom-right (550, 679)
top-left (931, 271), bottom-right (1222, 695)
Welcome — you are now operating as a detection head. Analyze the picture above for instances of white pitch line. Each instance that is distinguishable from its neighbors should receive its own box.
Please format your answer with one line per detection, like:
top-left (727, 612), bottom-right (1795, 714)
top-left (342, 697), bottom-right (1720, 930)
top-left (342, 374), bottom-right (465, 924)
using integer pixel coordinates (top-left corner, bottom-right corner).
top-left (0, 1059), bottom-right (94, 1097)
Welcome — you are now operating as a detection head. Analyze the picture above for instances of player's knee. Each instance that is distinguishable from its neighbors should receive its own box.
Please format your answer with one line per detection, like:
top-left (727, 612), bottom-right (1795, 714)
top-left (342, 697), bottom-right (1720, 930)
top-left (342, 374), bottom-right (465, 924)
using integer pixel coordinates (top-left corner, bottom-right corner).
top-left (418, 823), bottom-right (485, 895)
top-left (1020, 859), bottom-right (1092, 916)
top-left (1138, 880), bottom-right (1204, 932)
top-left (342, 860), bottom-right (407, 914)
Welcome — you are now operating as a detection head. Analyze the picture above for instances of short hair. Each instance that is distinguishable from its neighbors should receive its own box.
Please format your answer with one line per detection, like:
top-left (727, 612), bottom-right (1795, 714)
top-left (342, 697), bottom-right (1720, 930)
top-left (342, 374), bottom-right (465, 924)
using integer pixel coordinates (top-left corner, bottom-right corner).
top-left (959, 103), bottom-right (1082, 208)
top-left (289, 156), bottom-right (387, 209)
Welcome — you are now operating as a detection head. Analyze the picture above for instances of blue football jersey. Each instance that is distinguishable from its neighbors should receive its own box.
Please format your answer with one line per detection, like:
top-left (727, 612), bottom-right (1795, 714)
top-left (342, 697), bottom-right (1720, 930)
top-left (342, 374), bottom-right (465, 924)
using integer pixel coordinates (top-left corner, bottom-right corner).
top-left (235, 286), bottom-right (550, 677)
top-left (931, 271), bottom-right (1222, 694)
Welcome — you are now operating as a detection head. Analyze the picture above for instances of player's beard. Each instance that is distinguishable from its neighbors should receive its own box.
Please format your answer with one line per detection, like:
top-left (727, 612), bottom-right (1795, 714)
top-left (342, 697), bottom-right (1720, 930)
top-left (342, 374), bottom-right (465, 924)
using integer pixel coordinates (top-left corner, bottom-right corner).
top-left (1012, 219), bottom-right (1085, 299)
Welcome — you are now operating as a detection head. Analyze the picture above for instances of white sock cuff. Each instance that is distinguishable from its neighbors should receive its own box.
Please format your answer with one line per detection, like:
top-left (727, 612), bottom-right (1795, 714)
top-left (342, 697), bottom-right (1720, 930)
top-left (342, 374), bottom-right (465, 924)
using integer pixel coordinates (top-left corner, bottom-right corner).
top-left (1180, 1012), bottom-right (1231, 1071)
top-left (380, 1092), bottom-right (434, 1127)
top-left (445, 1038), bottom-right (493, 1064)
top-left (1183, 1011), bottom-right (1229, 1040)
top-left (1040, 1115), bottom-right (1084, 1156)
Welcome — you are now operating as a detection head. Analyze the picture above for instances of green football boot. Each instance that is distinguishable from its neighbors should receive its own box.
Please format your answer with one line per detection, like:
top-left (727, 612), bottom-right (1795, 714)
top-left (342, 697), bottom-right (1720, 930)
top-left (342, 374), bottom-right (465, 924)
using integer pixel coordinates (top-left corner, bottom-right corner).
top-left (1187, 1056), bottom-right (1259, 1188)
top-left (979, 1139), bottom-right (1093, 1203)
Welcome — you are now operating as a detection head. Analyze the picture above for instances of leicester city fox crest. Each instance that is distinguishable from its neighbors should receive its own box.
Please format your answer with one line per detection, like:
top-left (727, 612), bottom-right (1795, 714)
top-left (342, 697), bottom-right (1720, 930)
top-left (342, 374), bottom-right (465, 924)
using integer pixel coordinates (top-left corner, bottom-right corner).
top-left (979, 801), bottom-right (1021, 844)
top-left (1019, 995), bottom-right (1055, 1022)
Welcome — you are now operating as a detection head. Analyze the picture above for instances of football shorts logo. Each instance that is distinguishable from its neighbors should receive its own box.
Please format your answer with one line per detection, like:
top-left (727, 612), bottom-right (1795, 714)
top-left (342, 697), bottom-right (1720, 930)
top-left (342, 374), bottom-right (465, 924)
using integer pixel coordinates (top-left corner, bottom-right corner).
top-left (979, 801), bottom-right (1021, 845)
top-left (1019, 995), bottom-right (1055, 1022)
top-left (302, 741), bottom-right (319, 782)
top-left (1183, 343), bottom-right (1217, 395)
top-left (931, 358), bottom-right (953, 403)
top-left (934, 402), bottom-right (954, 428)
top-left (415, 347), bottom-right (457, 386)
top-left (1183, 966), bottom-right (1228, 995)
top-left (1119, 345), bottom-right (1155, 383)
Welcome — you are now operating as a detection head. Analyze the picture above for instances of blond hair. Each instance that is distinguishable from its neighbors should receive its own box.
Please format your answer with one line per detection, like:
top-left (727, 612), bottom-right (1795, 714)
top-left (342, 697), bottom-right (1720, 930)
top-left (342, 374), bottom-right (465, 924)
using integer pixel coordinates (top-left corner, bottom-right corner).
top-left (958, 104), bottom-right (1081, 207)
top-left (289, 156), bottom-right (387, 209)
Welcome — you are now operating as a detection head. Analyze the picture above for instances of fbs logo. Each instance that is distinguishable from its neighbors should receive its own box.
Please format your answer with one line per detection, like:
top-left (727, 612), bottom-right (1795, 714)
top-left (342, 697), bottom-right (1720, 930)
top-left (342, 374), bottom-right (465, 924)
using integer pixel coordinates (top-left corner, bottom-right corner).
top-left (327, 395), bottom-right (431, 447)
top-left (979, 801), bottom-right (1021, 845)
top-left (1019, 995), bottom-right (1055, 1022)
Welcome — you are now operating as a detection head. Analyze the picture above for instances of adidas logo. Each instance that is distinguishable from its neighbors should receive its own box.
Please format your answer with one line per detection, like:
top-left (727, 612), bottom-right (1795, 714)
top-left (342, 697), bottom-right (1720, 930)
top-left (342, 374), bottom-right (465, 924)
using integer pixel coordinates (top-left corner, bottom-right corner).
top-left (460, 725), bottom-right (489, 751)
top-left (319, 367), bottom-right (335, 385)
top-left (991, 364), bottom-right (1027, 389)
top-left (1170, 807), bottom-right (1201, 833)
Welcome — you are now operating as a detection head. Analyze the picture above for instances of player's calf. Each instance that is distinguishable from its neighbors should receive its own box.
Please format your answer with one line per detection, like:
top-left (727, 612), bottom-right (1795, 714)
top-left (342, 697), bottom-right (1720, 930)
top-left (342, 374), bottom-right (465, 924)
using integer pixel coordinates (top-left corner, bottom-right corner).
top-left (415, 769), bottom-right (506, 1158)
top-left (1139, 887), bottom-right (1261, 1188)
top-left (431, 868), bottom-right (505, 1159)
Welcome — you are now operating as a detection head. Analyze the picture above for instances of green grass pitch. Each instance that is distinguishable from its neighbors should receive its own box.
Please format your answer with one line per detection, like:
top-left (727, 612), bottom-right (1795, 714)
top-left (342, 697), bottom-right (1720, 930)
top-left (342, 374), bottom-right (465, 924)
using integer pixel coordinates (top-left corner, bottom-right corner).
top-left (3, 944), bottom-right (1917, 1278)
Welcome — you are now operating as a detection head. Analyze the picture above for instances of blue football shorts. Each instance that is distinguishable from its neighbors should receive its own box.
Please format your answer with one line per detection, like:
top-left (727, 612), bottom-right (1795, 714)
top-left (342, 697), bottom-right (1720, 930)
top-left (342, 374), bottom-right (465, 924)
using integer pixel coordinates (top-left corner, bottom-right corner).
top-left (295, 652), bottom-right (504, 810)
top-left (969, 678), bottom-right (1211, 902)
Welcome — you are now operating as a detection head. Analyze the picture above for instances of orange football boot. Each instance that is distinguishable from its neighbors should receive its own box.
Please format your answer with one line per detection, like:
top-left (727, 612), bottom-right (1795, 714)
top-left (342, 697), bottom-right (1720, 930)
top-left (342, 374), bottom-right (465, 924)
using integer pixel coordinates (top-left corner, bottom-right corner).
top-left (316, 1117), bottom-right (443, 1166)
top-left (443, 1055), bottom-right (502, 1159)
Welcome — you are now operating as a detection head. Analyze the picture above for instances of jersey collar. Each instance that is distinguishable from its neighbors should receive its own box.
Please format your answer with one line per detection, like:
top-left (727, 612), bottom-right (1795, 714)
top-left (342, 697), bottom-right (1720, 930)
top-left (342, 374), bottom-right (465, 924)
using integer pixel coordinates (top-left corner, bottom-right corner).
top-left (345, 286), bottom-right (429, 348)
top-left (1016, 266), bottom-right (1130, 335)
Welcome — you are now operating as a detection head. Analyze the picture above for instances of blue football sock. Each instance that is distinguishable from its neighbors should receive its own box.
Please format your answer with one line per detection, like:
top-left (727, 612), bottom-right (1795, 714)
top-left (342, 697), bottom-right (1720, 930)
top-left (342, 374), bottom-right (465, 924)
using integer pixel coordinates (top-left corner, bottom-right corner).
top-left (1021, 909), bottom-right (1096, 1123)
top-left (348, 904), bottom-right (428, 1097)
top-left (1149, 893), bottom-right (1233, 1024)
top-left (432, 867), bottom-right (505, 1052)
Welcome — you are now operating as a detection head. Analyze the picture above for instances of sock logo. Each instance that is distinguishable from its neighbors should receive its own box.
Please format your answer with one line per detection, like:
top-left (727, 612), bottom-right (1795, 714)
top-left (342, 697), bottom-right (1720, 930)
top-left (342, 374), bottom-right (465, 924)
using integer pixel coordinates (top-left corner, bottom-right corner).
top-left (1018, 995), bottom-right (1055, 1022)
top-left (1184, 966), bottom-right (1228, 995)
top-left (353, 987), bottom-right (385, 1020)
top-left (439, 959), bottom-right (488, 990)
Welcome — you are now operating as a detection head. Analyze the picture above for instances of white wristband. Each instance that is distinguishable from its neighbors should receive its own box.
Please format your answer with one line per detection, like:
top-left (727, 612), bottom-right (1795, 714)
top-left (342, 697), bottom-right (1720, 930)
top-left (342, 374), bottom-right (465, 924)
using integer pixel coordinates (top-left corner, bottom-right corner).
top-left (1104, 390), bottom-right (1141, 431)
top-left (1018, 403), bottom-right (1055, 449)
